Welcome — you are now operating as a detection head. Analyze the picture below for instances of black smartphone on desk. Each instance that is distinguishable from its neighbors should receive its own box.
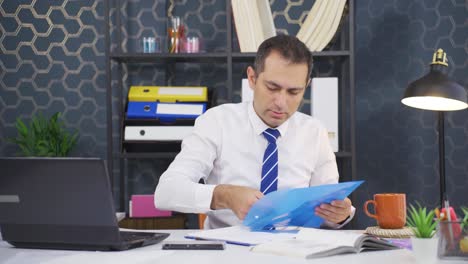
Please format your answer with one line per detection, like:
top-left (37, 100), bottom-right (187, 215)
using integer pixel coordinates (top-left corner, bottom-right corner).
top-left (162, 241), bottom-right (226, 250)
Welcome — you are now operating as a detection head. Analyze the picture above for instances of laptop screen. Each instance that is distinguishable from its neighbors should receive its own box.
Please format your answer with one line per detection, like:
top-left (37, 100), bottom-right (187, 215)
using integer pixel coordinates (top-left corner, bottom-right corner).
top-left (0, 158), bottom-right (121, 245)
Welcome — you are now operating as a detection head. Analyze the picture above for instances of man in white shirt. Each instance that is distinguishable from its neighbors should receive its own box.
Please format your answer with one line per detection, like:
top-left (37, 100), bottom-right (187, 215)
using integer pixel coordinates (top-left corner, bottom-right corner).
top-left (155, 35), bottom-right (354, 229)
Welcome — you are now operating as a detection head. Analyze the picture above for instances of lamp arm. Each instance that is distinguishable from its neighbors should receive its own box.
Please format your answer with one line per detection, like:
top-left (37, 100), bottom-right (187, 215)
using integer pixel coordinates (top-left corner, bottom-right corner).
top-left (438, 111), bottom-right (447, 207)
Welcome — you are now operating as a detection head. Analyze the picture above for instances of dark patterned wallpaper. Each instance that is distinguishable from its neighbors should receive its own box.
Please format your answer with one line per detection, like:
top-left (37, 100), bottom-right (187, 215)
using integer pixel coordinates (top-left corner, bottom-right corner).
top-left (354, 0), bottom-right (467, 228)
top-left (0, 0), bottom-right (466, 227)
top-left (0, 0), bottom-right (107, 158)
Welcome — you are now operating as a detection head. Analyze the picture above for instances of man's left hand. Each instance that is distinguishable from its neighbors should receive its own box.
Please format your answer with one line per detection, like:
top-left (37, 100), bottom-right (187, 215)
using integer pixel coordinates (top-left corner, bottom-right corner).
top-left (315, 198), bottom-right (352, 224)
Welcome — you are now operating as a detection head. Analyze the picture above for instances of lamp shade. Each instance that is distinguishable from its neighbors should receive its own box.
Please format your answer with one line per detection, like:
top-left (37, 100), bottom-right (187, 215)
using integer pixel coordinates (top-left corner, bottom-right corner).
top-left (401, 49), bottom-right (468, 111)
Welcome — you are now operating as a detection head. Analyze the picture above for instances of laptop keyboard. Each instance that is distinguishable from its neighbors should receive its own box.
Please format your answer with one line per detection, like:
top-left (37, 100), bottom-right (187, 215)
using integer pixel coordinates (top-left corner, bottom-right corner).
top-left (120, 231), bottom-right (166, 242)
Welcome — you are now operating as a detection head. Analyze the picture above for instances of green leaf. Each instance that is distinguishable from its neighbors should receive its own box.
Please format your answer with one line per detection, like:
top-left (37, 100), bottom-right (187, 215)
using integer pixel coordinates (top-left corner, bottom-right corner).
top-left (16, 118), bottom-right (28, 137)
top-left (18, 144), bottom-right (32, 156)
top-left (407, 202), bottom-right (436, 238)
top-left (461, 207), bottom-right (468, 230)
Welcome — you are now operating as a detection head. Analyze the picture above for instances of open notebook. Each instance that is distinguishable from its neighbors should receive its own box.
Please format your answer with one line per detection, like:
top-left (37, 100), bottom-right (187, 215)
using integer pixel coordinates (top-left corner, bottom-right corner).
top-left (251, 228), bottom-right (400, 259)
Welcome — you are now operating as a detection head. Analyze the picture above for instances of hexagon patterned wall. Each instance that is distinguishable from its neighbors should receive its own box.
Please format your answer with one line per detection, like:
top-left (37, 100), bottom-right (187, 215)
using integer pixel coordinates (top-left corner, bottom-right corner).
top-left (0, 0), bottom-right (107, 158)
top-left (355, 0), bottom-right (467, 228)
top-left (1, 0), bottom-right (466, 227)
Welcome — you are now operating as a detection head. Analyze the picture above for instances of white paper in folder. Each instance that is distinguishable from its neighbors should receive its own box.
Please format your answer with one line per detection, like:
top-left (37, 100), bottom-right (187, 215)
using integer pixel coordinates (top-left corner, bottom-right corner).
top-left (311, 78), bottom-right (338, 152)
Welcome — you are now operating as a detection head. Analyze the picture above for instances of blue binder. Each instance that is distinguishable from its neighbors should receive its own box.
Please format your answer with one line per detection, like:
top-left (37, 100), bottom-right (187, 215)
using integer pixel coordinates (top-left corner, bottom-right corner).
top-left (127, 102), bottom-right (158, 119)
top-left (127, 102), bottom-right (207, 121)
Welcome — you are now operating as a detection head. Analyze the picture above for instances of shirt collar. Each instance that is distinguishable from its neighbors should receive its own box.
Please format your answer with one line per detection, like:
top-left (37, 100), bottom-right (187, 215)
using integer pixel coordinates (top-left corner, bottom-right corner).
top-left (247, 101), bottom-right (290, 138)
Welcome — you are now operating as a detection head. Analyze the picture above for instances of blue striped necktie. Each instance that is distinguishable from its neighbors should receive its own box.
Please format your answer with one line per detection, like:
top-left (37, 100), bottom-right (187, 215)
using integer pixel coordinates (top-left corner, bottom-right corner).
top-left (261, 128), bottom-right (280, 194)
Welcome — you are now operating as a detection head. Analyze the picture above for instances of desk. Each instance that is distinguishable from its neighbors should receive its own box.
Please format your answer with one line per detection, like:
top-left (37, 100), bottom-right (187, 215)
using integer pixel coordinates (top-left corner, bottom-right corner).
top-left (0, 230), bottom-right (466, 264)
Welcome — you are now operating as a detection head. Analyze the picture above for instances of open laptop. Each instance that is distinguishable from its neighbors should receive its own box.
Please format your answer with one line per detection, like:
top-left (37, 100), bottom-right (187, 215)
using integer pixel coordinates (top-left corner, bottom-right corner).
top-left (0, 157), bottom-right (169, 251)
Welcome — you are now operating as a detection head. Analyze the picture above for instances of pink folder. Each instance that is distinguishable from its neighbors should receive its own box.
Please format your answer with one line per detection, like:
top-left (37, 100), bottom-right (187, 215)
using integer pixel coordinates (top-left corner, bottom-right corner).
top-left (130, 194), bottom-right (172, 218)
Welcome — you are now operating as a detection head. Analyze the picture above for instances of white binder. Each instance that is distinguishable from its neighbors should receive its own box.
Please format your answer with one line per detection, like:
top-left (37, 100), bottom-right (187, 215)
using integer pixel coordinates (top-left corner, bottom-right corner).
top-left (124, 126), bottom-right (194, 141)
top-left (311, 77), bottom-right (339, 152)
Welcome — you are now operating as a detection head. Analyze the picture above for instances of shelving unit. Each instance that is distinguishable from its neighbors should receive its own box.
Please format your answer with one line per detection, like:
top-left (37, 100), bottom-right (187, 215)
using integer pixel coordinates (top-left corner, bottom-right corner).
top-left (106, 0), bottom-right (355, 226)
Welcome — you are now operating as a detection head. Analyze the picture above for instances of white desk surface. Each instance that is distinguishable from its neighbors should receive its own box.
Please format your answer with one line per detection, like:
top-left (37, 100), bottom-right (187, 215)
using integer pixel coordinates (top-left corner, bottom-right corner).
top-left (0, 229), bottom-right (466, 264)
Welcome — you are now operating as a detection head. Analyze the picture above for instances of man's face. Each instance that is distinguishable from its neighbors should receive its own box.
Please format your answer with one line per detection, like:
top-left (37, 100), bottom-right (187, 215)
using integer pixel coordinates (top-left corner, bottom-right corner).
top-left (247, 51), bottom-right (309, 128)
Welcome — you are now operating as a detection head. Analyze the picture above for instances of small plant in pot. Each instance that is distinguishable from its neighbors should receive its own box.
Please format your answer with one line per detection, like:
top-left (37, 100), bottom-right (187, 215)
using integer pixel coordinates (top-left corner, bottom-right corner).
top-left (9, 112), bottom-right (78, 157)
top-left (407, 202), bottom-right (438, 262)
top-left (407, 202), bottom-right (438, 238)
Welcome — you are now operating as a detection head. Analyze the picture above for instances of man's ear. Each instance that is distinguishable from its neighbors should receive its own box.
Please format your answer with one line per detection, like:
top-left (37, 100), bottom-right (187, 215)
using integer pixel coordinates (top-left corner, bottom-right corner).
top-left (247, 66), bottom-right (256, 89)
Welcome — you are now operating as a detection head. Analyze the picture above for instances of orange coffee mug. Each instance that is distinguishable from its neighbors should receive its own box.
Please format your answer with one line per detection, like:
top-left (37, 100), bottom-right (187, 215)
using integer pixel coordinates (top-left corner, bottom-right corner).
top-left (364, 193), bottom-right (406, 229)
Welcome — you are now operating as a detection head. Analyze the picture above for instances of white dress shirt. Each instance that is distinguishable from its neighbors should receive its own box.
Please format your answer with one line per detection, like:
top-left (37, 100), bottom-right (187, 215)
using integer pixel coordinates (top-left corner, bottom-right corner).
top-left (154, 101), bottom-right (354, 229)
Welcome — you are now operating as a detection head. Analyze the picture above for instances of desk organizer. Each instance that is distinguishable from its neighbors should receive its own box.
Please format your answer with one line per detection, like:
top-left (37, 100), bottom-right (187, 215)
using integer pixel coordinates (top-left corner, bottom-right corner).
top-left (438, 221), bottom-right (468, 260)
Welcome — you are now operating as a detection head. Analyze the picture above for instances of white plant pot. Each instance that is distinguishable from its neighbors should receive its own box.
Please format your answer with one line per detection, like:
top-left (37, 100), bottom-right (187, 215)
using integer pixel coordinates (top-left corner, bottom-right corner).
top-left (411, 237), bottom-right (438, 263)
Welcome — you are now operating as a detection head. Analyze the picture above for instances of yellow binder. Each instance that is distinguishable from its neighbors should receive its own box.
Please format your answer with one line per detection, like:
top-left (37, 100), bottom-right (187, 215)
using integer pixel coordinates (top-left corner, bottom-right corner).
top-left (128, 86), bottom-right (208, 102)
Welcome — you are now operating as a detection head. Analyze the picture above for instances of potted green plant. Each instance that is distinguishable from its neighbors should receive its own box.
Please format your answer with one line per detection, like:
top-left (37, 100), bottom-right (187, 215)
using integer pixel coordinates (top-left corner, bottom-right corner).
top-left (9, 112), bottom-right (78, 157)
top-left (407, 202), bottom-right (438, 262)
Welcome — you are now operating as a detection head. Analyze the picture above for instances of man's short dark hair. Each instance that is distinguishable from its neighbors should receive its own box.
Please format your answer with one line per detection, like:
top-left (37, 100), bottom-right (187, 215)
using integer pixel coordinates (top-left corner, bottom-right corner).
top-left (254, 34), bottom-right (313, 81)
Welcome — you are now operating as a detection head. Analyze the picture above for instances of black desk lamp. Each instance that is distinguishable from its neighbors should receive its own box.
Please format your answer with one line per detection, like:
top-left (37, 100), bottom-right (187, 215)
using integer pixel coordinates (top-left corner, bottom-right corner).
top-left (401, 49), bottom-right (467, 210)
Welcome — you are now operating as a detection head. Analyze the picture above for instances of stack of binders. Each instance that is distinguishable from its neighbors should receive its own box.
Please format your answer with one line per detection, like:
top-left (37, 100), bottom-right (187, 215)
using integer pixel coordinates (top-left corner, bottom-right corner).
top-left (124, 86), bottom-right (208, 151)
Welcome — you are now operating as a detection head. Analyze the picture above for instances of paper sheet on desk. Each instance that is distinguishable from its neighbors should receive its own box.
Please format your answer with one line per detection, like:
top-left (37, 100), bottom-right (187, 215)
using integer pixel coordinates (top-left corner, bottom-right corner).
top-left (185, 225), bottom-right (297, 246)
top-left (243, 181), bottom-right (364, 231)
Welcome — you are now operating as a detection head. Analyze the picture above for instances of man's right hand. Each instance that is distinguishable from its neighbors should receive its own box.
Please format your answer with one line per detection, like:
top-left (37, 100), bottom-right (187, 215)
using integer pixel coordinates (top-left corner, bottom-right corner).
top-left (210, 184), bottom-right (264, 220)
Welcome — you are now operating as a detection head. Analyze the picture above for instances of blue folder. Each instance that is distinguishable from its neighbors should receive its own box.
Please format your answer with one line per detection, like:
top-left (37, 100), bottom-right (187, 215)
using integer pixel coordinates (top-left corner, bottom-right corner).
top-left (243, 181), bottom-right (364, 231)
top-left (127, 102), bottom-right (207, 121)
